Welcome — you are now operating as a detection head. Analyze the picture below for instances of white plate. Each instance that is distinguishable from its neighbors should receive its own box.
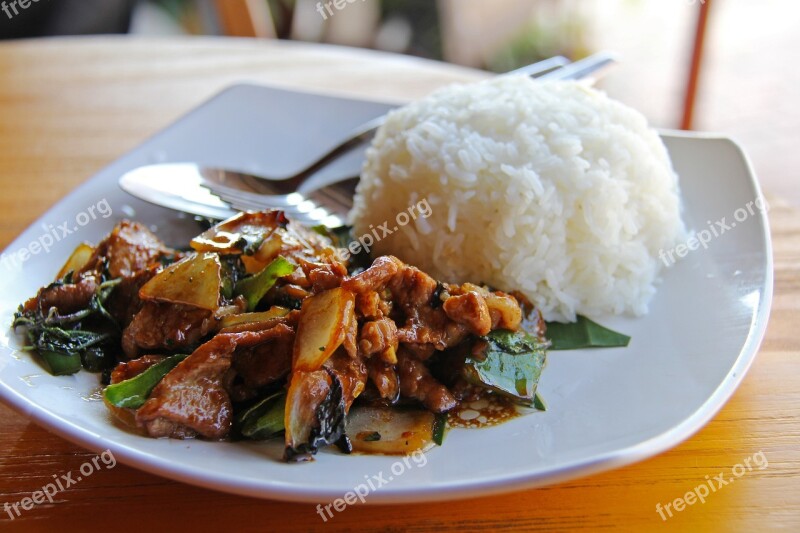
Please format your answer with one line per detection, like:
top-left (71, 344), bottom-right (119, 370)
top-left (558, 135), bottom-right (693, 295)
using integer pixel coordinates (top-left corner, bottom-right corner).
top-left (0, 85), bottom-right (772, 503)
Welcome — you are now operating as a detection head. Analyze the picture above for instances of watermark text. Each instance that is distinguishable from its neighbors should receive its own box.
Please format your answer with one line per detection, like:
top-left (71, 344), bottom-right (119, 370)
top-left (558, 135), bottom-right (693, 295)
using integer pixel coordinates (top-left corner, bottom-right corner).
top-left (4, 449), bottom-right (116, 520)
top-left (659, 196), bottom-right (769, 267)
top-left (337, 197), bottom-right (431, 262)
top-left (655, 450), bottom-right (768, 521)
top-left (316, 449), bottom-right (427, 521)
top-left (0, 198), bottom-right (112, 273)
top-left (315, 0), bottom-right (368, 20)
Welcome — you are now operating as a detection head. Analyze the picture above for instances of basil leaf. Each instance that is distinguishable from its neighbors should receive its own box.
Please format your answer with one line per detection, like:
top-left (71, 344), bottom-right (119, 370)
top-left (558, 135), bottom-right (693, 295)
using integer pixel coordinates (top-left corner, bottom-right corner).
top-left (13, 277), bottom-right (122, 375)
top-left (545, 315), bottom-right (630, 350)
top-left (236, 391), bottom-right (286, 440)
top-left (463, 329), bottom-right (547, 407)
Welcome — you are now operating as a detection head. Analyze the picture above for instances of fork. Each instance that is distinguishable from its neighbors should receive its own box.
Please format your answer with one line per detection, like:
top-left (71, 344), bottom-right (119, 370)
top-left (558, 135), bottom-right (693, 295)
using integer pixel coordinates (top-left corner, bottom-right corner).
top-left (119, 52), bottom-right (616, 227)
top-left (223, 54), bottom-right (572, 191)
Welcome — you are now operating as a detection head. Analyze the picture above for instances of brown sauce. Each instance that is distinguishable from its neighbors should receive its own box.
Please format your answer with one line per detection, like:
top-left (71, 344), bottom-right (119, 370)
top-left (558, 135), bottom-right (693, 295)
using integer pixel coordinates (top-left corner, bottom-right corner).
top-left (447, 393), bottom-right (519, 429)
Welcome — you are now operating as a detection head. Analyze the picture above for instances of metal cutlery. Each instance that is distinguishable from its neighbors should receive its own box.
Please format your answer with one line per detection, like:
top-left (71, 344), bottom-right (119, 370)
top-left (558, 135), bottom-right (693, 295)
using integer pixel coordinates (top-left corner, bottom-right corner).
top-left (119, 52), bottom-right (617, 227)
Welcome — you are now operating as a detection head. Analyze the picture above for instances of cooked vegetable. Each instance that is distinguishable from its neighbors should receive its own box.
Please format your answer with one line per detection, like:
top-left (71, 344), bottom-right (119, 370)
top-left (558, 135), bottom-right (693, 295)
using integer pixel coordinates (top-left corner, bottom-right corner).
top-left (219, 255), bottom-right (246, 300)
top-left (284, 370), bottom-right (347, 461)
top-left (533, 392), bottom-right (547, 411)
top-left (89, 278), bottom-right (121, 328)
top-left (463, 329), bottom-right (547, 407)
top-left (13, 278), bottom-right (121, 376)
top-left (55, 243), bottom-right (94, 280)
top-left (21, 327), bottom-right (112, 376)
top-left (103, 394), bottom-right (137, 429)
top-left (191, 210), bottom-right (287, 254)
top-left (304, 372), bottom-right (347, 456)
top-left (139, 252), bottom-right (222, 311)
top-left (234, 256), bottom-right (295, 311)
top-left (236, 391), bottom-right (286, 440)
top-left (545, 315), bottom-right (630, 350)
top-left (284, 370), bottom-right (327, 458)
top-left (241, 231), bottom-right (285, 274)
top-left (432, 413), bottom-right (447, 445)
top-left (217, 307), bottom-right (290, 330)
top-left (346, 405), bottom-right (442, 454)
top-left (103, 353), bottom-right (189, 409)
top-left (292, 287), bottom-right (355, 372)
top-left (40, 349), bottom-right (83, 376)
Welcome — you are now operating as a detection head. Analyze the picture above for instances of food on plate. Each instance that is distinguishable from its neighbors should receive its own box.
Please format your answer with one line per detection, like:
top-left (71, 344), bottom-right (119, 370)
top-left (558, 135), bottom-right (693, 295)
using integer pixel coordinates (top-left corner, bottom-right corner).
top-left (12, 77), bottom-right (662, 464)
top-left (14, 211), bottom-right (551, 461)
top-left (351, 77), bottom-right (686, 321)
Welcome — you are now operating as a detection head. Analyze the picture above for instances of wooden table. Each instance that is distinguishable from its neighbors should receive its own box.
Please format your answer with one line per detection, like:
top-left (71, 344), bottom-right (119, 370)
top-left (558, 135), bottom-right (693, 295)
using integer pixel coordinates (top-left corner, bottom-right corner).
top-left (0, 37), bottom-right (798, 532)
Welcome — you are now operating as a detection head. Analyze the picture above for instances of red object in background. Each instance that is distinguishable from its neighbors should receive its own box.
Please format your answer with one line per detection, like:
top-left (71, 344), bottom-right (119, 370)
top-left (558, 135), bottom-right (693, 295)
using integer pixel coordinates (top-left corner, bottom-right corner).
top-left (682, 0), bottom-right (713, 130)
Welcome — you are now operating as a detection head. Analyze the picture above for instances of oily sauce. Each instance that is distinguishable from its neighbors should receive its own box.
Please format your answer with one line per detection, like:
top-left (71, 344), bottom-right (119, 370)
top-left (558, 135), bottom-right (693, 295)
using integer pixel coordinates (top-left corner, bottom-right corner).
top-left (447, 393), bottom-right (519, 429)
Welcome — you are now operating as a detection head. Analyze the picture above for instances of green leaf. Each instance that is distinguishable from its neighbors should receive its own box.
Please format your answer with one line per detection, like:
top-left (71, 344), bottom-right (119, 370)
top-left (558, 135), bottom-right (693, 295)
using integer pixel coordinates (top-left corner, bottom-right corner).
top-left (103, 353), bottom-right (189, 409)
top-left (236, 391), bottom-right (286, 440)
top-left (40, 350), bottom-right (83, 376)
top-left (219, 255), bottom-right (245, 301)
top-left (545, 315), bottom-right (630, 350)
top-left (13, 276), bottom-right (122, 375)
top-left (312, 224), bottom-right (352, 250)
top-left (234, 256), bottom-right (296, 311)
top-left (31, 327), bottom-right (110, 354)
top-left (463, 329), bottom-right (547, 407)
top-left (432, 413), bottom-right (447, 446)
top-left (85, 279), bottom-right (122, 330)
top-left (533, 392), bottom-right (547, 411)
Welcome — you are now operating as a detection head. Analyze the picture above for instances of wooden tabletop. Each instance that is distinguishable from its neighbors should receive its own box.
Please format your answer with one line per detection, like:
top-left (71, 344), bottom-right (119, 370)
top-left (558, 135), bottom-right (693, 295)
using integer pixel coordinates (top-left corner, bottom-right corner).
top-left (0, 37), bottom-right (798, 532)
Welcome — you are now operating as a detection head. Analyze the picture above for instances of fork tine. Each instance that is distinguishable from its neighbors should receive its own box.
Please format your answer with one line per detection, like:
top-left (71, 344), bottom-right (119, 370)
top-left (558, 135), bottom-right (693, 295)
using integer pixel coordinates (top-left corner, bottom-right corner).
top-left (217, 180), bottom-right (351, 228)
top-left (226, 196), bottom-right (307, 215)
top-left (220, 189), bottom-right (326, 218)
top-left (215, 192), bottom-right (303, 213)
top-left (201, 181), bottom-right (301, 209)
top-left (203, 176), bottom-right (354, 219)
top-left (307, 187), bottom-right (352, 215)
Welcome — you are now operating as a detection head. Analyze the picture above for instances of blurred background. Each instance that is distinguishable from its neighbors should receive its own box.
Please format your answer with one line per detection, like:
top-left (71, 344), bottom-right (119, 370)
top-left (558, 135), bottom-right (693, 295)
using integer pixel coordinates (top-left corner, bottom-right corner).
top-left (1, 0), bottom-right (796, 204)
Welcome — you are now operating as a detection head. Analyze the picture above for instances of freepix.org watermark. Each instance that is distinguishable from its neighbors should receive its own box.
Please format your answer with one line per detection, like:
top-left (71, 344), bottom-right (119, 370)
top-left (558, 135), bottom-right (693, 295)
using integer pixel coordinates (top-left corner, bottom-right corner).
top-left (316, 449), bottom-right (428, 521)
top-left (1, 0), bottom-right (44, 21)
top-left (655, 450), bottom-right (768, 521)
top-left (4, 449), bottom-right (117, 520)
top-left (336, 197), bottom-right (431, 262)
top-left (0, 198), bottom-right (112, 273)
top-left (659, 196), bottom-right (769, 267)
top-left (315, 0), bottom-right (368, 20)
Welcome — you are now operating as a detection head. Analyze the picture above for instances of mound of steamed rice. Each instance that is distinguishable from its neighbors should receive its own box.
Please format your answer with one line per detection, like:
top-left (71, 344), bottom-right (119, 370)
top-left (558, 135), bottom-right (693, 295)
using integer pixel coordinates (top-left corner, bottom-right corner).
top-left (350, 77), bottom-right (685, 322)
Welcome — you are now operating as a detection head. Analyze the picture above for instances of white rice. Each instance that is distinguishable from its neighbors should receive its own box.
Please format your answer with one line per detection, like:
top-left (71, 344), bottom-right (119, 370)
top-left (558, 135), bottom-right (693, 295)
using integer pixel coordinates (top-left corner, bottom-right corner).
top-left (350, 77), bottom-right (685, 322)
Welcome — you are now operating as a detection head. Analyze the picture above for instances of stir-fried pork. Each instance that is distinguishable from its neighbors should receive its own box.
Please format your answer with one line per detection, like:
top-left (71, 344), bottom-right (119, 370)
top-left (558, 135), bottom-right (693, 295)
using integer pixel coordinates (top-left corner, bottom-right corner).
top-left (397, 349), bottom-right (457, 413)
top-left (137, 329), bottom-right (287, 439)
top-left (232, 323), bottom-right (294, 389)
top-left (121, 302), bottom-right (214, 358)
top-left (23, 274), bottom-right (99, 315)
